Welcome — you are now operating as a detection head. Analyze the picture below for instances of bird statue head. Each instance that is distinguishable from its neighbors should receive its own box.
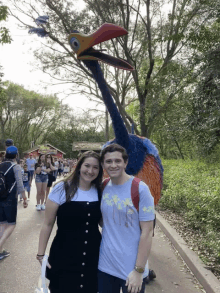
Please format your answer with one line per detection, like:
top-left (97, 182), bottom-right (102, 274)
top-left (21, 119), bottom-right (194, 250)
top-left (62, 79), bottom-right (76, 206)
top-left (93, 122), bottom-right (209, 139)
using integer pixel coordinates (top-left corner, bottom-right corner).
top-left (68, 23), bottom-right (134, 71)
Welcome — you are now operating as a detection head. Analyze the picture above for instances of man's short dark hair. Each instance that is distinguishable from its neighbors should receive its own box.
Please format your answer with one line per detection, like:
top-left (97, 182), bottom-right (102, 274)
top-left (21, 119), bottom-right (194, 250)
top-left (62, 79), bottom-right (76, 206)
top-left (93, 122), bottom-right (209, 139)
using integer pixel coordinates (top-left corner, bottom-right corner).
top-left (5, 153), bottom-right (16, 159)
top-left (100, 143), bottom-right (128, 163)
top-left (5, 139), bottom-right (14, 147)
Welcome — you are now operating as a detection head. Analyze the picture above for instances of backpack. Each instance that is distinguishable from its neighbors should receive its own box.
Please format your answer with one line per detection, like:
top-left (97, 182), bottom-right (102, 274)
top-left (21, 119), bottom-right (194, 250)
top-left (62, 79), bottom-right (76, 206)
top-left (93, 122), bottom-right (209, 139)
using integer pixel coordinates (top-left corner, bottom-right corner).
top-left (0, 162), bottom-right (16, 201)
top-left (102, 177), bottom-right (156, 234)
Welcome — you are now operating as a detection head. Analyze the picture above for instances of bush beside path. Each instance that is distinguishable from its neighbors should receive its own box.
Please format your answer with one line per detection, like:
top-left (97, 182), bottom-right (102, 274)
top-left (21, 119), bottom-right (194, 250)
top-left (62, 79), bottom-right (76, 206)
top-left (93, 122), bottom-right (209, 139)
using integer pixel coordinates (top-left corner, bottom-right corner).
top-left (158, 159), bottom-right (220, 279)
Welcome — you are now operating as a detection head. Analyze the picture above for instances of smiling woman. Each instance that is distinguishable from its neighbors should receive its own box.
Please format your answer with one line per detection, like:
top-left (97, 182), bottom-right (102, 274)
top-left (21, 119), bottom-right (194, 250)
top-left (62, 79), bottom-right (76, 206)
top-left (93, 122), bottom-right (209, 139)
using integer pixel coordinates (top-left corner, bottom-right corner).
top-left (36, 151), bottom-right (103, 293)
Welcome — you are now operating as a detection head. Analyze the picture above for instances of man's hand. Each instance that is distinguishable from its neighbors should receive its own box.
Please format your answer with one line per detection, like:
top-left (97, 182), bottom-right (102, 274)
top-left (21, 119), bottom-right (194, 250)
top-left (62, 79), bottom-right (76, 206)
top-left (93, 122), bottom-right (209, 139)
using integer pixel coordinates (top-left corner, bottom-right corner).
top-left (125, 270), bottom-right (143, 293)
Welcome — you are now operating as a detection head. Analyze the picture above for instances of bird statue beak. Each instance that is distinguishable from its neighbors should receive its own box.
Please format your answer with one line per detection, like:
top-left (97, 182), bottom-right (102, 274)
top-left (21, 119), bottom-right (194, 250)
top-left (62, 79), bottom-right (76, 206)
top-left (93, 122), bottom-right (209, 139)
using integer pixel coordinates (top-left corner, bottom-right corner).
top-left (68, 23), bottom-right (134, 71)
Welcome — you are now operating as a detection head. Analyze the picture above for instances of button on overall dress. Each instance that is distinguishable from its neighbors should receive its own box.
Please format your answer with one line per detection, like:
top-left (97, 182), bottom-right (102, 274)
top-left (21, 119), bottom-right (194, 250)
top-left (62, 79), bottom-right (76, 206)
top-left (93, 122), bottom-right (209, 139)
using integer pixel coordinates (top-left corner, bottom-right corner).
top-left (46, 198), bottom-right (102, 293)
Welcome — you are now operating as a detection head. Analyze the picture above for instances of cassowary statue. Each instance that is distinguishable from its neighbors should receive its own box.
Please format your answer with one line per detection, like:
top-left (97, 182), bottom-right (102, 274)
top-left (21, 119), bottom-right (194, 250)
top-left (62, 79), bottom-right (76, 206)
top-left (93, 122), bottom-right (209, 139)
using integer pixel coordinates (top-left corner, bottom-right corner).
top-left (68, 23), bottom-right (163, 205)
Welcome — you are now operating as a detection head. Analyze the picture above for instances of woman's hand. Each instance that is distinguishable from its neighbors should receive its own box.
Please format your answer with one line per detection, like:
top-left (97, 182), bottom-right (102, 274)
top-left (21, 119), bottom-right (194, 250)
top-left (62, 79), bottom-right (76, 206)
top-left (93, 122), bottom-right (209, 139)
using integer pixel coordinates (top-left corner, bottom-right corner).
top-left (36, 255), bottom-right (52, 269)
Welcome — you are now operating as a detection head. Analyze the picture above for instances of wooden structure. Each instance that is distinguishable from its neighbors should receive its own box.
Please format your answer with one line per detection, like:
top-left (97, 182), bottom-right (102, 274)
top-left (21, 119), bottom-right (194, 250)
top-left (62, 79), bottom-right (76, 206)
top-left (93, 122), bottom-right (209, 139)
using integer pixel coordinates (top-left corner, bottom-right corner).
top-left (72, 142), bottom-right (104, 154)
top-left (23, 143), bottom-right (66, 159)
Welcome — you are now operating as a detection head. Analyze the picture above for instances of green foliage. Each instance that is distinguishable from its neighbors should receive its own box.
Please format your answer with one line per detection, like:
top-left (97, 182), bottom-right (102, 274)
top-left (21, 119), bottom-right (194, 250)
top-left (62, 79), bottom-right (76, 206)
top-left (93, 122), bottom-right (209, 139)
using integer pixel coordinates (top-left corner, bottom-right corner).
top-left (0, 4), bottom-right (12, 44)
top-left (159, 159), bottom-right (220, 270)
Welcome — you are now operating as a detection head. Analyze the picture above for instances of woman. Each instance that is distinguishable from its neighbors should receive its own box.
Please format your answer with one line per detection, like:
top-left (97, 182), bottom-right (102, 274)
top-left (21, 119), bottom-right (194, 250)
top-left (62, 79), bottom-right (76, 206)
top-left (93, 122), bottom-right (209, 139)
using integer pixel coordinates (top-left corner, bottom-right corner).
top-left (35, 154), bottom-right (51, 211)
top-left (36, 151), bottom-right (103, 293)
top-left (45, 155), bottom-right (57, 204)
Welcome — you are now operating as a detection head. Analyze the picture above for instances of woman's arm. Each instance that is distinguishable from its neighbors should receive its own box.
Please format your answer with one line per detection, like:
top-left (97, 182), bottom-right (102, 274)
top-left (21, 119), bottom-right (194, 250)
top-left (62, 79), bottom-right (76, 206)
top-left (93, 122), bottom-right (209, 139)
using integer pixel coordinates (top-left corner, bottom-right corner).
top-left (37, 199), bottom-right (59, 258)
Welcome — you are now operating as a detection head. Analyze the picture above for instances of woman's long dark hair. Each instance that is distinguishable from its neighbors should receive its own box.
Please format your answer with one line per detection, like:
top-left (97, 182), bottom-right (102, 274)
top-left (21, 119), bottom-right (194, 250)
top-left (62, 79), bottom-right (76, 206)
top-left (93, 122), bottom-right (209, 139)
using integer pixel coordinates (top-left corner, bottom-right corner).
top-left (46, 154), bottom-right (54, 168)
top-left (35, 154), bottom-right (46, 169)
top-left (37, 154), bottom-right (46, 165)
top-left (62, 151), bottom-right (103, 202)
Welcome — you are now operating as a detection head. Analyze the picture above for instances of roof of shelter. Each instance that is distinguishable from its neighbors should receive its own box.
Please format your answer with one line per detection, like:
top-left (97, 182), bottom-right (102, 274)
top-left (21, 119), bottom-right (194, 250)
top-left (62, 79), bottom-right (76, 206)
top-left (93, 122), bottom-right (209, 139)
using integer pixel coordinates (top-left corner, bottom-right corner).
top-left (23, 143), bottom-right (66, 154)
top-left (72, 141), bottom-right (104, 152)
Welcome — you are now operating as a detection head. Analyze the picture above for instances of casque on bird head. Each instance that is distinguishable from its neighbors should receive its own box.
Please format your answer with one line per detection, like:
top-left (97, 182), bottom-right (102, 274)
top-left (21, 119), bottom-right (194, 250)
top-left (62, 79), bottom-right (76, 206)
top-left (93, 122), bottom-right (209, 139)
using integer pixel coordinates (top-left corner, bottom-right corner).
top-left (68, 23), bottom-right (134, 71)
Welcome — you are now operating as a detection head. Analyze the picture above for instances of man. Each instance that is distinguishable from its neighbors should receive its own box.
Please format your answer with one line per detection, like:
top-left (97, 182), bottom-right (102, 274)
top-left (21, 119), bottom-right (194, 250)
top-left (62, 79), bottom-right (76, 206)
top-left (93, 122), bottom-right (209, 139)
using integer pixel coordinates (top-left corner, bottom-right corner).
top-left (5, 138), bottom-right (14, 149)
top-left (4, 138), bottom-right (20, 164)
top-left (0, 146), bottom-right (28, 260)
top-left (25, 153), bottom-right (36, 183)
top-left (98, 144), bottom-right (155, 293)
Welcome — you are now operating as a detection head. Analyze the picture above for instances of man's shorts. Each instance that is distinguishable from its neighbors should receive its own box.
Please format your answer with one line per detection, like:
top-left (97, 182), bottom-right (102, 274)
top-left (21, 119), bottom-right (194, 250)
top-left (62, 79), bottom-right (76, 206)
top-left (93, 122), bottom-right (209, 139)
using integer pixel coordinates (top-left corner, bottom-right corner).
top-left (29, 170), bottom-right (34, 179)
top-left (35, 174), bottom-right (48, 183)
top-left (23, 181), bottom-right (30, 192)
top-left (0, 192), bottom-right (17, 225)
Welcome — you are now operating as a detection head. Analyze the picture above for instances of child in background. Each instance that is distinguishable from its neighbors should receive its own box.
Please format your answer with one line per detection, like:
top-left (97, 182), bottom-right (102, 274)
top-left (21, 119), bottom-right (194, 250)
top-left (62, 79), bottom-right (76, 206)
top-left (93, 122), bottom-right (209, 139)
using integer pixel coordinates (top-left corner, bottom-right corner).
top-left (23, 164), bottom-right (31, 200)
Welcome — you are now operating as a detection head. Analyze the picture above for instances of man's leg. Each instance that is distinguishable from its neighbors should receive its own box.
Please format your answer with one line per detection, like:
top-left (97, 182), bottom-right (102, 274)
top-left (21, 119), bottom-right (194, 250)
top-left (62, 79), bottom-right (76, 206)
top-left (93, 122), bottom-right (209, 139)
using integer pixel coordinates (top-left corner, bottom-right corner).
top-left (0, 224), bottom-right (16, 251)
top-left (98, 270), bottom-right (121, 293)
top-left (0, 223), bottom-right (8, 238)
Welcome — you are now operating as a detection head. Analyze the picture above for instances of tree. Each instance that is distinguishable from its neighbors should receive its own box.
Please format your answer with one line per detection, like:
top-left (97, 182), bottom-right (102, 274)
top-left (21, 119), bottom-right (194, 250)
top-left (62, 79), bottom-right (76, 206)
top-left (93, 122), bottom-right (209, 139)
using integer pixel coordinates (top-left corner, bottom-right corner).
top-left (46, 110), bottom-right (106, 157)
top-left (0, 3), bottom-right (12, 45)
top-left (189, 46), bottom-right (220, 155)
top-left (0, 82), bottom-right (69, 154)
top-left (7, 0), bottom-right (220, 140)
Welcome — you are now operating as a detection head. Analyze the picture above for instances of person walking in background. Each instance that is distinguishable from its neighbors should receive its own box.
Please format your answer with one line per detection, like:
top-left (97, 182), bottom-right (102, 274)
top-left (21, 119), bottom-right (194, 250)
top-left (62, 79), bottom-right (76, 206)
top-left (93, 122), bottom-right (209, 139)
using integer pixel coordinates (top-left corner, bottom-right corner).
top-left (36, 151), bottom-right (103, 293)
top-left (0, 146), bottom-right (28, 260)
top-left (22, 164), bottom-right (31, 201)
top-left (63, 161), bottom-right (70, 177)
top-left (98, 144), bottom-right (155, 293)
top-left (26, 153), bottom-right (36, 184)
top-left (45, 155), bottom-right (57, 204)
top-left (53, 157), bottom-right (59, 179)
top-left (35, 154), bottom-right (50, 211)
top-left (57, 160), bottom-right (63, 177)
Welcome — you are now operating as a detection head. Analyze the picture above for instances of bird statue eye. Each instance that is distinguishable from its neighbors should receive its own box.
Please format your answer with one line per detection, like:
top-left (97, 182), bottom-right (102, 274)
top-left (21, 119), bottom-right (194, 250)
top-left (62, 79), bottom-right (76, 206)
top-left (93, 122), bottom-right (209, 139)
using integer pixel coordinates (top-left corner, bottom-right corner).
top-left (70, 37), bottom-right (80, 51)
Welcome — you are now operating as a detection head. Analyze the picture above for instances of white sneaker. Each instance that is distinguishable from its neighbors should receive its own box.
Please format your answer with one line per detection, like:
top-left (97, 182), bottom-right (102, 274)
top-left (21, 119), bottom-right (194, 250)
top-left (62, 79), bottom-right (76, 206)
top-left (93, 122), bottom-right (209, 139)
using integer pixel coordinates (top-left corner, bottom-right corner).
top-left (36, 204), bottom-right (41, 211)
top-left (41, 204), bottom-right (45, 210)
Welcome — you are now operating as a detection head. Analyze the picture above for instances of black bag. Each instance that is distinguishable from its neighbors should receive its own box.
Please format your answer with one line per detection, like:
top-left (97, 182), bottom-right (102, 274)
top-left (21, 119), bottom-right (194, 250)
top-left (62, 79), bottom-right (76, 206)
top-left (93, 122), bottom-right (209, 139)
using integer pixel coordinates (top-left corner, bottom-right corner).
top-left (0, 162), bottom-right (16, 201)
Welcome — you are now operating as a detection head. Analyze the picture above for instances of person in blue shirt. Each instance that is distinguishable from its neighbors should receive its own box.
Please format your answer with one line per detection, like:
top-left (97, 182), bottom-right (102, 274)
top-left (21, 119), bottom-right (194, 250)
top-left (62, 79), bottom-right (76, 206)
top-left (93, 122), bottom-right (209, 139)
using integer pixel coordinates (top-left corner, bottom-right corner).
top-left (26, 153), bottom-right (36, 184)
top-left (98, 143), bottom-right (155, 293)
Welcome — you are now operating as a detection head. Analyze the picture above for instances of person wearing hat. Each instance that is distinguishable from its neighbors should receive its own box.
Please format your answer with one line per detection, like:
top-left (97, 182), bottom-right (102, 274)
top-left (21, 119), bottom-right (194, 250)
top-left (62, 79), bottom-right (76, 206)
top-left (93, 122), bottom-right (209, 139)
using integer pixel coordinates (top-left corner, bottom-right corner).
top-left (26, 153), bottom-right (36, 184)
top-left (4, 139), bottom-right (20, 164)
top-left (0, 146), bottom-right (28, 260)
top-left (5, 139), bottom-right (14, 149)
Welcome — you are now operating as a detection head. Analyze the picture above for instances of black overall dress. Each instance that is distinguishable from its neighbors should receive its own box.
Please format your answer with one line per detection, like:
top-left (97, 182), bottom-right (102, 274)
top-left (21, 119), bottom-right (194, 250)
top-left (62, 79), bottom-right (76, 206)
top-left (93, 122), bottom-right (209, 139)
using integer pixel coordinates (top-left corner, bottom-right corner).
top-left (46, 194), bottom-right (102, 293)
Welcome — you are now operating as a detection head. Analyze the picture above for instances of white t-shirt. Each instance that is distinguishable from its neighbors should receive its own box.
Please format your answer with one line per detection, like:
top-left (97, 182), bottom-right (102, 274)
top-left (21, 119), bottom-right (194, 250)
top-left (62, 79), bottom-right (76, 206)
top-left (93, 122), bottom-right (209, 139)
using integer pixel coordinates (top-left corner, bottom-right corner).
top-left (48, 181), bottom-right (98, 205)
top-left (98, 176), bottom-right (155, 280)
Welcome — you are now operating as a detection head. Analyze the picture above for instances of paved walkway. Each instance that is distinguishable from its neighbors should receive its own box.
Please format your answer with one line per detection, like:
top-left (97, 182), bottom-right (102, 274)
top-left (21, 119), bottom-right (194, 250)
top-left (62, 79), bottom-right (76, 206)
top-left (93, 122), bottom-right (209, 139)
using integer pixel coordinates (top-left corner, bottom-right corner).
top-left (0, 182), bottom-right (204, 293)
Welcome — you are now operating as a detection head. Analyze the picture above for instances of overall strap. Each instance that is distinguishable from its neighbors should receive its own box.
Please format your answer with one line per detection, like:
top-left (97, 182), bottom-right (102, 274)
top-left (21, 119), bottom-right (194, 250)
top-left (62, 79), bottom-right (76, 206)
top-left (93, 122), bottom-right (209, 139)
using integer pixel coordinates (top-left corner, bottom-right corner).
top-left (131, 177), bottom-right (141, 212)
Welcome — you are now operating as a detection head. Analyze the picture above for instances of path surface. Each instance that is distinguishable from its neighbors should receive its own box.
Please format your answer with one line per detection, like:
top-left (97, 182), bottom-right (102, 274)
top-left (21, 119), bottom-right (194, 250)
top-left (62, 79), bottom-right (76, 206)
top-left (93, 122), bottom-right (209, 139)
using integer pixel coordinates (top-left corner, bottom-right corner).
top-left (0, 182), bottom-right (204, 293)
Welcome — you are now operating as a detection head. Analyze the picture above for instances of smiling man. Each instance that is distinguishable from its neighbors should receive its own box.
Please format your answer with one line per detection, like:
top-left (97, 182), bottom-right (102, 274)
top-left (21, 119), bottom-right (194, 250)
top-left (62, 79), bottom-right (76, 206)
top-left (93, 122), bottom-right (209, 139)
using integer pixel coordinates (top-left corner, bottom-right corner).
top-left (98, 143), bottom-right (155, 293)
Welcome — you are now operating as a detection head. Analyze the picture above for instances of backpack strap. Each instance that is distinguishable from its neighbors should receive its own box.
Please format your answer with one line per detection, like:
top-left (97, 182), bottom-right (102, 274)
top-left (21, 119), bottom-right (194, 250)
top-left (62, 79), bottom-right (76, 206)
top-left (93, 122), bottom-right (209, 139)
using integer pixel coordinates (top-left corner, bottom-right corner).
top-left (101, 178), bottom-right (110, 191)
top-left (4, 163), bottom-right (16, 176)
top-left (131, 177), bottom-right (141, 212)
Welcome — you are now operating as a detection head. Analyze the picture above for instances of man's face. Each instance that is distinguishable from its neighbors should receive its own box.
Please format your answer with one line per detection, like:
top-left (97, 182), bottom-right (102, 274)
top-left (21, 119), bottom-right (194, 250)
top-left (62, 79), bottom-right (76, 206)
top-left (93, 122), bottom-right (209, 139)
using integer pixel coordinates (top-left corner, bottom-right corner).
top-left (102, 151), bottom-right (128, 179)
top-left (30, 155), bottom-right (33, 159)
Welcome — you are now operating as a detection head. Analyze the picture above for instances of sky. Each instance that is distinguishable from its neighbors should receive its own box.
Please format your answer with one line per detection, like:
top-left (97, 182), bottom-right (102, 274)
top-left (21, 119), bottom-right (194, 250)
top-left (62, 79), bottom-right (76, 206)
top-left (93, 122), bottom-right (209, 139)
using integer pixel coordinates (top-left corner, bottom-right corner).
top-left (0, 0), bottom-right (105, 114)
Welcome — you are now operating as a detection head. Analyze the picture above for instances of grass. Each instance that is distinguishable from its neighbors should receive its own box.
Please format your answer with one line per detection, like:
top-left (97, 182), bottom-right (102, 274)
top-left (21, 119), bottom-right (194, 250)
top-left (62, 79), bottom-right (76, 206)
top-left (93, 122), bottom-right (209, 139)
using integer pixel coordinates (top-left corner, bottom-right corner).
top-left (158, 159), bottom-right (220, 277)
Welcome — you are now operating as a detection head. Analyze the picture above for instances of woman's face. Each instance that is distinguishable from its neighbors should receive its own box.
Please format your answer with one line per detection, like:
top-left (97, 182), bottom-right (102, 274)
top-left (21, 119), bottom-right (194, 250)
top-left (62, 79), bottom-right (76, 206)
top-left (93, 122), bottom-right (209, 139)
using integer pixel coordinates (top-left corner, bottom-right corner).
top-left (41, 155), bottom-right (46, 161)
top-left (47, 156), bottom-right (51, 163)
top-left (79, 157), bottom-right (100, 184)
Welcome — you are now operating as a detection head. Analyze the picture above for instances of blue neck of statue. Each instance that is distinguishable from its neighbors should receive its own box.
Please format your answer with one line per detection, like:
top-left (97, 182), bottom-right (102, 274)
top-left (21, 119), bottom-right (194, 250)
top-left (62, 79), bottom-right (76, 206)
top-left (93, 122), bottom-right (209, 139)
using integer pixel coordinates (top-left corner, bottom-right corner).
top-left (83, 60), bottom-right (130, 148)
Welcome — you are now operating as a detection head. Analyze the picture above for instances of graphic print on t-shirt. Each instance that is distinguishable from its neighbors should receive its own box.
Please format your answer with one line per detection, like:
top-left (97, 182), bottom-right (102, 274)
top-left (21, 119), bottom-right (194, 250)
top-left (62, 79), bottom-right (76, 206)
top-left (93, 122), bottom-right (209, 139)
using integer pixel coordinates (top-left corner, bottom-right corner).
top-left (22, 172), bottom-right (29, 182)
top-left (102, 191), bottom-right (154, 227)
